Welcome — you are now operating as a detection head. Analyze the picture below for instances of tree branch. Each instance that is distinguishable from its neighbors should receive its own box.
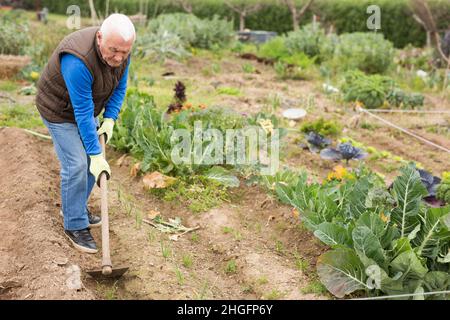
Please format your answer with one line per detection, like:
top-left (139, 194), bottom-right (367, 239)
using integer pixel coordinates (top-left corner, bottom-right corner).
top-left (410, 0), bottom-right (449, 64)
top-left (223, 0), bottom-right (242, 14)
top-left (298, 0), bottom-right (315, 19)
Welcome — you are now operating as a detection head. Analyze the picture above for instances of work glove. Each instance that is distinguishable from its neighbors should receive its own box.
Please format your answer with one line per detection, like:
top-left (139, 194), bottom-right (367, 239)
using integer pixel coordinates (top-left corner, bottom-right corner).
top-left (97, 118), bottom-right (115, 144)
top-left (89, 154), bottom-right (111, 187)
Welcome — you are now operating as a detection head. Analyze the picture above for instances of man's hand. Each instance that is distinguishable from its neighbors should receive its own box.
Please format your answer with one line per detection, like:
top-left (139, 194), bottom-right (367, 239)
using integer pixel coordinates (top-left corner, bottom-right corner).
top-left (89, 154), bottom-right (111, 186)
top-left (97, 118), bottom-right (115, 144)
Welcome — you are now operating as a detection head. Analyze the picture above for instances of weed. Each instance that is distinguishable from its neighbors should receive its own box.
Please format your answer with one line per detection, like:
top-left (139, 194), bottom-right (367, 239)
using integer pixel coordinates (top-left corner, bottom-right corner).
top-left (275, 240), bottom-right (285, 255)
top-left (191, 232), bottom-right (200, 243)
top-left (182, 254), bottom-right (193, 268)
top-left (175, 267), bottom-right (185, 285)
top-left (225, 260), bottom-right (237, 274)
top-left (293, 252), bottom-right (310, 272)
top-left (256, 276), bottom-right (268, 285)
top-left (242, 63), bottom-right (256, 74)
top-left (300, 280), bottom-right (328, 295)
top-left (160, 241), bottom-right (171, 259)
top-left (264, 289), bottom-right (283, 300)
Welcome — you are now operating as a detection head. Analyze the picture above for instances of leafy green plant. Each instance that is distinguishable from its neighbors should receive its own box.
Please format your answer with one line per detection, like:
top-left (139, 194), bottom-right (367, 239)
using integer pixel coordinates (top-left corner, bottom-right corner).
top-left (280, 52), bottom-right (316, 69)
top-left (300, 118), bottom-right (342, 137)
top-left (437, 172), bottom-right (450, 204)
top-left (386, 89), bottom-right (424, 109)
top-left (341, 70), bottom-right (394, 109)
top-left (258, 37), bottom-right (288, 60)
top-left (225, 260), bottom-right (237, 274)
top-left (274, 61), bottom-right (308, 80)
top-left (275, 164), bottom-right (450, 299)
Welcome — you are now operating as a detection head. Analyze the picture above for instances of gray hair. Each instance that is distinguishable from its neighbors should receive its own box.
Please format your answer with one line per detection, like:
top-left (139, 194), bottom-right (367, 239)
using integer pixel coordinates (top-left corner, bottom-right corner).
top-left (100, 13), bottom-right (136, 42)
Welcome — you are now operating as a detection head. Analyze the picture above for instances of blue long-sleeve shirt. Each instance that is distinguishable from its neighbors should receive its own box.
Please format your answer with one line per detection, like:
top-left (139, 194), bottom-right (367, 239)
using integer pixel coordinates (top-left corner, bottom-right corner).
top-left (60, 53), bottom-right (129, 155)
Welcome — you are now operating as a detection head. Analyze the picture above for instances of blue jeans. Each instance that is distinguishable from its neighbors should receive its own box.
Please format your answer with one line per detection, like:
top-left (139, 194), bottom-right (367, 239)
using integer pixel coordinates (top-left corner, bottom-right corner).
top-left (41, 116), bottom-right (99, 231)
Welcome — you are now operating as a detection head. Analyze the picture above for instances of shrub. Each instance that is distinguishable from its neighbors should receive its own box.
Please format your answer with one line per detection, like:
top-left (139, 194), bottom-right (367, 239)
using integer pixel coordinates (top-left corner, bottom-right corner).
top-left (258, 37), bottom-right (288, 60)
top-left (0, 19), bottom-right (30, 55)
top-left (341, 70), bottom-right (395, 109)
top-left (331, 32), bottom-right (395, 74)
top-left (386, 89), bottom-right (424, 109)
top-left (145, 13), bottom-right (234, 50)
top-left (135, 29), bottom-right (190, 62)
top-left (284, 23), bottom-right (328, 60)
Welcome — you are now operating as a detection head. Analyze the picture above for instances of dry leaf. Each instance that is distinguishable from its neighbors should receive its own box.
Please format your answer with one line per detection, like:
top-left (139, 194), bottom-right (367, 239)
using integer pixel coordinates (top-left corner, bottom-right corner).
top-left (147, 209), bottom-right (160, 220)
top-left (130, 162), bottom-right (141, 178)
top-left (169, 234), bottom-right (179, 241)
top-left (292, 208), bottom-right (300, 219)
top-left (115, 154), bottom-right (129, 167)
top-left (142, 171), bottom-right (176, 189)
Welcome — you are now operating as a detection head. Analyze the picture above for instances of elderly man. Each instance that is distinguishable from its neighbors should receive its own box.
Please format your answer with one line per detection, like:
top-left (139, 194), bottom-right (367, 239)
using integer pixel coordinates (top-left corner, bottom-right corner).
top-left (36, 14), bottom-right (135, 253)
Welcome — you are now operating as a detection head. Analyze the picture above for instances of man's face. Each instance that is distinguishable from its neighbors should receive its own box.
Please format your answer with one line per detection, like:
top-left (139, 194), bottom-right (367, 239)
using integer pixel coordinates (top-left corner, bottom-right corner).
top-left (96, 31), bottom-right (133, 67)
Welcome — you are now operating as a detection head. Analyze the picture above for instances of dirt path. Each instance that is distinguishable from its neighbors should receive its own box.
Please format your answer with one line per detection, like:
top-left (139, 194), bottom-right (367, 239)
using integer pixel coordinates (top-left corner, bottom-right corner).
top-left (0, 127), bottom-right (96, 299)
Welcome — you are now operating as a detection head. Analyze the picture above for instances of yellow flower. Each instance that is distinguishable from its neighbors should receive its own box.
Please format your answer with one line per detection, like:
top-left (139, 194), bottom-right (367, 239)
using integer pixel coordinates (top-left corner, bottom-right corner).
top-left (380, 212), bottom-right (389, 223)
top-left (327, 172), bottom-right (335, 181)
top-left (30, 71), bottom-right (39, 81)
top-left (292, 208), bottom-right (300, 219)
top-left (327, 165), bottom-right (352, 181)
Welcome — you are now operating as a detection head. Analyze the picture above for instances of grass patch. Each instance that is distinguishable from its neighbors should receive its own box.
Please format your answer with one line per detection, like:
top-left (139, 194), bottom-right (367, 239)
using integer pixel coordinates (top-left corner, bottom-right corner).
top-left (256, 276), bottom-right (268, 285)
top-left (300, 280), bottom-right (328, 295)
top-left (190, 232), bottom-right (200, 243)
top-left (182, 254), bottom-right (193, 268)
top-left (160, 241), bottom-right (172, 260)
top-left (216, 86), bottom-right (241, 96)
top-left (0, 80), bottom-right (19, 92)
top-left (263, 289), bottom-right (283, 300)
top-left (0, 104), bottom-right (43, 129)
top-left (293, 252), bottom-right (310, 272)
top-left (175, 267), bottom-right (185, 285)
top-left (225, 259), bottom-right (237, 274)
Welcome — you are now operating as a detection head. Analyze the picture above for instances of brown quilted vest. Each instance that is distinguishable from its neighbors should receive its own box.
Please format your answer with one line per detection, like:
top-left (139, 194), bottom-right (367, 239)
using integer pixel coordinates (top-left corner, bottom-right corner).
top-left (36, 26), bottom-right (129, 123)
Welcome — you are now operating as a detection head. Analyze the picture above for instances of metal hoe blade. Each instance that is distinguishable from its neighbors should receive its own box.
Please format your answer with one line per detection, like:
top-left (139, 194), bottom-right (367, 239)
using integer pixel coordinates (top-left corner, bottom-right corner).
top-left (86, 266), bottom-right (129, 280)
